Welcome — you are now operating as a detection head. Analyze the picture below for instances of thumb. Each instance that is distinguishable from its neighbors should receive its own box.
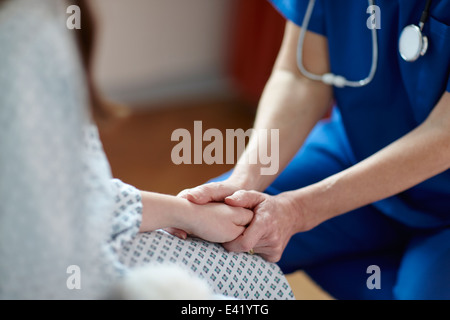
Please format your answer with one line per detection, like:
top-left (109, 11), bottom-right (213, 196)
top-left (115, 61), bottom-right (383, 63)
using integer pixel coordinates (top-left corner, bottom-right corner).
top-left (176, 188), bottom-right (208, 204)
top-left (179, 183), bottom-right (238, 205)
top-left (225, 190), bottom-right (267, 209)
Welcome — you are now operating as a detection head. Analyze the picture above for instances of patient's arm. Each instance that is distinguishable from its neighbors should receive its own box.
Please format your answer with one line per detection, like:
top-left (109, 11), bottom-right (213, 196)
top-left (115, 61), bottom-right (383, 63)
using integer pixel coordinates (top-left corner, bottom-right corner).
top-left (138, 191), bottom-right (253, 243)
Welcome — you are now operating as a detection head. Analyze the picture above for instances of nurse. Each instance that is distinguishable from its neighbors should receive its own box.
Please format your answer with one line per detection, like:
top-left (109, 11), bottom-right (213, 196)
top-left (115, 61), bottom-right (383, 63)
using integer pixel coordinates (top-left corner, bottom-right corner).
top-left (177, 0), bottom-right (450, 299)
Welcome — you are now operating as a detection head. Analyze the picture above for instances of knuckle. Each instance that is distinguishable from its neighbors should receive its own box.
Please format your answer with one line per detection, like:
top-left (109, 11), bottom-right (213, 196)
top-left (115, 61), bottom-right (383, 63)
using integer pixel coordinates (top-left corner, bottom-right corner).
top-left (177, 189), bottom-right (190, 197)
top-left (194, 185), bottom-right (211, 196)
top-left (213, 182), bottom-right (226, 191)
top-left (271, 232), bottom-right (281, 245)
top-left (238, 240), bottom-right (253, 253)
top-left (233, 189), bottom-right (246, 197)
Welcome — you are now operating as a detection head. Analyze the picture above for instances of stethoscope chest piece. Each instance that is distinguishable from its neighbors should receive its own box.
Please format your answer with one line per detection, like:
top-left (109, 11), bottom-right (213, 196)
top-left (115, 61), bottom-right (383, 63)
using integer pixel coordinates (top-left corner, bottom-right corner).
top-left (399, 24), bottom-right (429, 62)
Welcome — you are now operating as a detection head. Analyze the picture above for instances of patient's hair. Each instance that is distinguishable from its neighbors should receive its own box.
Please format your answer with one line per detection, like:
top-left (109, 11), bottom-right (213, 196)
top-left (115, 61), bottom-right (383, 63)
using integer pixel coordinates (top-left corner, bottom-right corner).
top-left (70, 0), bottom-right (112, 122)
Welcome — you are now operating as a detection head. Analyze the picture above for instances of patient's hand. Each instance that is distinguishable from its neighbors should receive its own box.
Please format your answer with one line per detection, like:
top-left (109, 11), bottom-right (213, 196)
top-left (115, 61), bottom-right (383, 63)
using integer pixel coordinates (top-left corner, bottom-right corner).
top-left (181, 202), bottom-right (253, 243)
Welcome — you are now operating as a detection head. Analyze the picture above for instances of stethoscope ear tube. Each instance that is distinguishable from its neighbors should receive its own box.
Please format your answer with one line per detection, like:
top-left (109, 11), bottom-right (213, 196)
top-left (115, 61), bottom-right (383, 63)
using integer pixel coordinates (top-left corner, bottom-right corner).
top-left (297, 0), bottom-right (378, 88)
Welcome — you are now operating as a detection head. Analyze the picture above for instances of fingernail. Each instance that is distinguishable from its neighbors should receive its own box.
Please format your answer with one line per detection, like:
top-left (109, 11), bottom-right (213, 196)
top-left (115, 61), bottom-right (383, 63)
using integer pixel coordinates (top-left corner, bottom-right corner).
top-left (187, 192), bottom-right (198, 200)
top-left (174, 232), bottom-right (186, 240)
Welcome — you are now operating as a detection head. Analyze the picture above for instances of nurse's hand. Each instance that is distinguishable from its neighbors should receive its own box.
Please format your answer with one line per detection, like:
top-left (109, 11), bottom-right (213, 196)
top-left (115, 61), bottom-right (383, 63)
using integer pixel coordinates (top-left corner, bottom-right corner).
top-left (177, 181), bottom-right (243, 204)
top-left (222, 190), bottom-right (307, 263)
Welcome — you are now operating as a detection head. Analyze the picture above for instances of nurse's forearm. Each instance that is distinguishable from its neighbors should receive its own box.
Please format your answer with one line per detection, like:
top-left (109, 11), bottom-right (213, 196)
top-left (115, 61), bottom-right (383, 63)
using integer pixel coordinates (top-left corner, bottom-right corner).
top-left (230, 69), bottom-right (332, 191)
top-left (290, 93), bottom-right (450, 230)
top-left (228, 23), bottom-right (333, 192)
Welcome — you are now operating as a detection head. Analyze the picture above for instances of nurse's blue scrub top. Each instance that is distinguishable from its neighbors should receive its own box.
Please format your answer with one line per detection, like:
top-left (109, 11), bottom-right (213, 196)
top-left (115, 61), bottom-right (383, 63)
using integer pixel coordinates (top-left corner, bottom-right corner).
top-left (269, 0), bottom-right (450, 227)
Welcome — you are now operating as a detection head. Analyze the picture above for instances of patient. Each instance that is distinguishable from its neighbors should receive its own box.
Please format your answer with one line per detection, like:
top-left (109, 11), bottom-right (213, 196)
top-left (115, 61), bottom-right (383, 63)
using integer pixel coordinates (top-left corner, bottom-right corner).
top-left (0, 0), bottom-right (294, 299)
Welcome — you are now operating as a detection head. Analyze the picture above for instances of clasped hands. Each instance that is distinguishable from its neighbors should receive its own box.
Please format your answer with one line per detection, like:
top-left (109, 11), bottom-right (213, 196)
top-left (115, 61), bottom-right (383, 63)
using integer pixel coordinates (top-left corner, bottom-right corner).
top-left (167, 181), bottom-right (306, 263)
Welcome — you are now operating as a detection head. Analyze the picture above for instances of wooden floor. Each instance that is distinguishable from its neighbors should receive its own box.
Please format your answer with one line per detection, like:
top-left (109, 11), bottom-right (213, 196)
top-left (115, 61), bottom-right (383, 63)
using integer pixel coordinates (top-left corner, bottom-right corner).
top-left (98, 97), bottom-right (333, 300)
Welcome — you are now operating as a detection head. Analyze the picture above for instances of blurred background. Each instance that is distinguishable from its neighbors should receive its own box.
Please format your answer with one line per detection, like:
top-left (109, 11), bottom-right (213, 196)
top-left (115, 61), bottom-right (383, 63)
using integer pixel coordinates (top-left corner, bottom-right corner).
top-left (92, 0), bottom-right (283, 106)
top-left (89, 0), bottom-right (332, 300)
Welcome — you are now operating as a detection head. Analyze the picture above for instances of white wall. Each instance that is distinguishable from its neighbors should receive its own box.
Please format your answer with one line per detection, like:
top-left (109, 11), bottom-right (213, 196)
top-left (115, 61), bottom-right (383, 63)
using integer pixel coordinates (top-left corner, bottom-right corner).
top-left (91, 0), bottom-right (236, 104)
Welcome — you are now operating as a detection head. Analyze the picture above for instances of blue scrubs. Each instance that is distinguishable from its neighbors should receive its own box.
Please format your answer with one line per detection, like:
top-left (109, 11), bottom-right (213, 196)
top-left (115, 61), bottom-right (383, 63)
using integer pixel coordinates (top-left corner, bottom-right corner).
top-left (213, 0), bottom-right (450, 299)
top-left (270, 0), bottom-right (450, 299)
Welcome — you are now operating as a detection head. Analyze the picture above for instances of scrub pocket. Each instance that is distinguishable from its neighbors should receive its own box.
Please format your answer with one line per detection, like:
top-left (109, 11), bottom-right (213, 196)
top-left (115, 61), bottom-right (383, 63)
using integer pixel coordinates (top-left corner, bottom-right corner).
top-left (404, 16), bottom-right (450, 124)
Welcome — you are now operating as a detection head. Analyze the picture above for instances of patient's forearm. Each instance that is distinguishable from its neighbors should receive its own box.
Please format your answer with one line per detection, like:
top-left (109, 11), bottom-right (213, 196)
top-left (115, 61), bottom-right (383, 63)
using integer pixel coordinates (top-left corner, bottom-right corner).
top-left (138, 191), bottom-right (254, 243)
top-left (139, 191), bottom-right (192, 233)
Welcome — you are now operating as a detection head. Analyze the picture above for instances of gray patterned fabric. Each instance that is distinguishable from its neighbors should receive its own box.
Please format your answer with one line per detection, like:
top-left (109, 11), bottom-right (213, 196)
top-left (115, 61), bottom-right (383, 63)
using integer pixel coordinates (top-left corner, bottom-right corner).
top-left (0, 0), bottom-right (294, 300)
top-left (121, 231), bottom-right (294, 300)
top-left (0, 0), bottom-right (118, 299)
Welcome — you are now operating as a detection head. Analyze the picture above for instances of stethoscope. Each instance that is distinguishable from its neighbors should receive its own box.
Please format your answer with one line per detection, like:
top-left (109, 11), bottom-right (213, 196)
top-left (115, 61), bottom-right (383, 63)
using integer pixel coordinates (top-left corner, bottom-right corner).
top-left (297, 0), bottom-right (433, 88)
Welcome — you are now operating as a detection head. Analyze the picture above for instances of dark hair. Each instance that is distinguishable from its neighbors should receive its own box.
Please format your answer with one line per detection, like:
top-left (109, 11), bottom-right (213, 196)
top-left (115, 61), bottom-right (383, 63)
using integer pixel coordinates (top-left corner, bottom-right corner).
top-left (71, 0), bottom-right (112, 121)
top-left (0, 0), bottom-right (113, 121)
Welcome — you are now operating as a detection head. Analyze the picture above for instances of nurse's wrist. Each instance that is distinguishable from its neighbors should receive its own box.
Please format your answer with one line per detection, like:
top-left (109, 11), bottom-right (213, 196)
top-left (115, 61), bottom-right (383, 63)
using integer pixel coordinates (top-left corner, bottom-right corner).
top-left (228, 165), bottom-right (273, 192)
top-left (280, 189), bottom-right (315, 232)
top-left (288, 183), bottom-right (339, 231)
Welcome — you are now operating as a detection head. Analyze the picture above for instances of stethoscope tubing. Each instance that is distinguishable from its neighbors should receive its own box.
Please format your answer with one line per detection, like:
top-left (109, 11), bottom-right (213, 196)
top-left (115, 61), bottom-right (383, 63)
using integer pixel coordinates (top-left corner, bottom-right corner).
top-left (297, 0), bottom-right (378, 88)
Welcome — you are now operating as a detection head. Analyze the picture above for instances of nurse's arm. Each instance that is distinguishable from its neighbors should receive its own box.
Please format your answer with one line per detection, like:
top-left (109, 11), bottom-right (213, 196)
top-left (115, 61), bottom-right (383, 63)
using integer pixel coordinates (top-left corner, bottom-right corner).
top-left (179, 21), bottom-right (333, 204)
top-left (289, 92), bottom-right (450, 230)
top-left (167, 22), bottom-right (333, 241)
top-left (230, 21), bottom-right (333, 192)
